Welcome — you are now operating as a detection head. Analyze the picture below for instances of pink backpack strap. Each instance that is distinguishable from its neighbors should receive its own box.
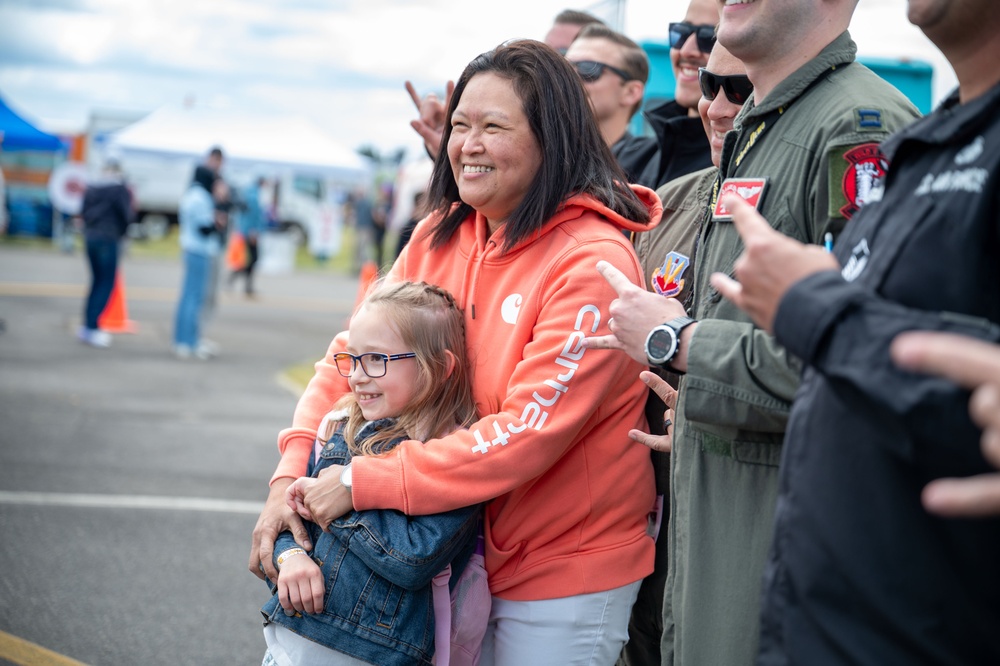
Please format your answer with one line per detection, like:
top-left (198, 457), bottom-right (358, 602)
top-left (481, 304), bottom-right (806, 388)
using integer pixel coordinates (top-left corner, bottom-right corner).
top-left (432, 564), bottom-right (453, 666)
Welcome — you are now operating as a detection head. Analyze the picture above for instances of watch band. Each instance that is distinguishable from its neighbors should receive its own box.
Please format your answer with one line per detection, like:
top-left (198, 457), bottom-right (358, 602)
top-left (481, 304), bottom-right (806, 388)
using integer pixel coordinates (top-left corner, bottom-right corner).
top-left (664, 316), bottom-right (697, 373)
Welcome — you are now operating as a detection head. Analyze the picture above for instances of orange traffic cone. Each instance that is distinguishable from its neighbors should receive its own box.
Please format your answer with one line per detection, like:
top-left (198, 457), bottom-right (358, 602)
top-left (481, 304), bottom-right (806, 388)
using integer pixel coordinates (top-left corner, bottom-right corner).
top-left (226, 232), bottom-right (247, 271)
top-left (98, 272), bottom-right (138, 333)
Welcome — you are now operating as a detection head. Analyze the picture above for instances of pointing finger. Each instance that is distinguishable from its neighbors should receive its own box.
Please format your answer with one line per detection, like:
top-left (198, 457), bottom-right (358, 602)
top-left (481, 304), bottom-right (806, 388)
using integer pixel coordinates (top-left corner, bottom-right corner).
top-left (582, 333), bottom-right (627, 352)
top-left (710, 272), bottom-right (743, 305)
top-left (640, 370), bottom-right (677, 411)
top-left (595, 260), bottom-right (637, 297)
top-left (722, 194), bottom-right (776, 245)
top-left (405, 81), bottom-right (421, 110)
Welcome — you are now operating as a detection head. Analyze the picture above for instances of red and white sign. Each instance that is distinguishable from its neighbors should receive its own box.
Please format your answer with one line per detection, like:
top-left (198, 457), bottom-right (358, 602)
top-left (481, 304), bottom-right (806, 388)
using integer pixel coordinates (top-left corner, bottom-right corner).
top-left (713, 177), bottom-right (767, 221)
top-left (47, 161), bottom-right (90, 215)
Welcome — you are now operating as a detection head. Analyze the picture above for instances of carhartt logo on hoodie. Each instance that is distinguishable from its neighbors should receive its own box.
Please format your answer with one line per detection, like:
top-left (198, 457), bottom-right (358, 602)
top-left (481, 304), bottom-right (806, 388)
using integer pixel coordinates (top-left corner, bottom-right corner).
top-left (501, 294), bottom-right (522, 325)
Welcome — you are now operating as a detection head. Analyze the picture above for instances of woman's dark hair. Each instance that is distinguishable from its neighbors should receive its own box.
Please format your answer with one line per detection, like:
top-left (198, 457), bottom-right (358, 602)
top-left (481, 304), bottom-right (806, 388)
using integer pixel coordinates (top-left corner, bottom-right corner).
top-left (425, 39), bottom-right (651, 253)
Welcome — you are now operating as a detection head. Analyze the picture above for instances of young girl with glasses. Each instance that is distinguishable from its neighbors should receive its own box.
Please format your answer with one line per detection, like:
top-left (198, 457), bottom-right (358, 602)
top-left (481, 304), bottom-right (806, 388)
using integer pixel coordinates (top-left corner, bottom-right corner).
top-left (260, 280), bottom-right (483, 666)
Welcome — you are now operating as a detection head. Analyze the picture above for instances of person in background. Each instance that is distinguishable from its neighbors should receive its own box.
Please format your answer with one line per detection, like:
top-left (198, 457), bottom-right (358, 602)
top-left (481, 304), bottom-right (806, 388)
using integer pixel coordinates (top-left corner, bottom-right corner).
top-left (202, 176), bottom-right (232, 324)
top-left (585, 0), bottom-right (921, 663)
top-left (229, 176), bottom-right (268, 297)
top-left (565, 24), bottom-right (658, 185)
top-left (544, 8), bottom-right (606, 54)
top-left (251, 39), bottom-right (661, 665)
top-left (394, 189), bottom-right (426, 259)
top-left (261, 280), bottom-right (482, 666)
top-left (637, 0), bottom-right (717, 190)
top-left (619, 40), bottom-right (750, 666)
top-left (204, 145), bottom-right (224, 176)
top-left (173, 166), bottom-right (224, 360)
top-left (350, 188), bottom-right (376, 272)
top-left (76, 159), bottom-right (133, 349)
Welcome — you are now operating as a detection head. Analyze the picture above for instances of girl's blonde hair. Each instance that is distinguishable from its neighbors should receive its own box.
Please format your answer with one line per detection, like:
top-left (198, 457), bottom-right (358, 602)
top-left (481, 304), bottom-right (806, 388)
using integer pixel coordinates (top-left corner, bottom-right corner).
top-left (335, 280), bottom-right (478, 456)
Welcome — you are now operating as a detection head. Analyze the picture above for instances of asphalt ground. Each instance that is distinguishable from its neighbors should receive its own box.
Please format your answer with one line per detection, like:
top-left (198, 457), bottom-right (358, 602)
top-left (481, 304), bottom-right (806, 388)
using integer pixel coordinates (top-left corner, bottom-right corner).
top-left (0, 242), bottom-right (360, 665)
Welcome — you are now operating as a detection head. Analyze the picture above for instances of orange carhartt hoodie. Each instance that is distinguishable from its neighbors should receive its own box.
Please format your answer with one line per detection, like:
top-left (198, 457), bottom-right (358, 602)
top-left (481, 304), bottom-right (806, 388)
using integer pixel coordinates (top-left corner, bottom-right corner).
top-left (274, 185), bottom-right (663, 601)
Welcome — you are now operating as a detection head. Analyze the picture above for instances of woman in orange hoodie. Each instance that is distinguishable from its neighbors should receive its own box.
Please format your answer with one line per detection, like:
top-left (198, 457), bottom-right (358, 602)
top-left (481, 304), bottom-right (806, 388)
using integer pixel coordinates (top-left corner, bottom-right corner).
top-left (251, 39), bottom-right (663, 665)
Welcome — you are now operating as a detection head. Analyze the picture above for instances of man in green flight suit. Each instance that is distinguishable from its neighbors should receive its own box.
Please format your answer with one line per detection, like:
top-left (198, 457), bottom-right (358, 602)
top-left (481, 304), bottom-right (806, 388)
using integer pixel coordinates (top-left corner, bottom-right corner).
top-left (586, 0), bottom-right (921, 664)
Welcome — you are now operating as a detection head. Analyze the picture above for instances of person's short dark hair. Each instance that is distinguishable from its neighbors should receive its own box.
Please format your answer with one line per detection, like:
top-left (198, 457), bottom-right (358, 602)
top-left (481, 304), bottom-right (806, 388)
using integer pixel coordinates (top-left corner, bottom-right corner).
top-left (426, 39), bottom-right (650, 253)
top-left (554, 9), bottom-right (606, 28)
top-left (193, 165), bottom-right (216, 192)
top-left (575, 23), bottom-right (650, 85)
top-left (208, 146), bottom-right (224, 160)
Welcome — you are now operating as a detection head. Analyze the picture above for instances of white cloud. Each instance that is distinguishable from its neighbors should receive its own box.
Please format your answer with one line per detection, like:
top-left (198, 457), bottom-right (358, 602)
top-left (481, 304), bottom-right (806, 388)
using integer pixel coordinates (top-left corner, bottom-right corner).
top-left (0, 0), bottom-right (955, 161)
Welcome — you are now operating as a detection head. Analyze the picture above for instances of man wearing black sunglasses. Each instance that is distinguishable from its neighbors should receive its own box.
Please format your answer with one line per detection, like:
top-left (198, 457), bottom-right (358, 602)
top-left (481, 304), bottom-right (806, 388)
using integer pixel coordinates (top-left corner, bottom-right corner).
top-left (636, 0), bottom-right (717, 191)
top-left (588, 1), bottom-right (922, 665)
top-left (565, 24), bottom-right (660, 187)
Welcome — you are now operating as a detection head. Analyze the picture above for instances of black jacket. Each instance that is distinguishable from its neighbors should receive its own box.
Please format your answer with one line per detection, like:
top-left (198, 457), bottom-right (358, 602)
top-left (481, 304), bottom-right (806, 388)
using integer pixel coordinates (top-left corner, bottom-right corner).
top-left (611, 131), bottom-right (659, 187)
top-left (760, 82), bottom-right (1000, 665)
top-left (81, 181), bottom-right (133, 241)
top-left (637, 99), bottom-right (712, 190)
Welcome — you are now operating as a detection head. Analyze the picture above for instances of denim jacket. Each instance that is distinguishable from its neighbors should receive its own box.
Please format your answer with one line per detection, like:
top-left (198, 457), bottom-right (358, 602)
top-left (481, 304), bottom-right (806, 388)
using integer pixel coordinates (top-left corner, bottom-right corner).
top-left (262, 417), bottom-right (481, 666)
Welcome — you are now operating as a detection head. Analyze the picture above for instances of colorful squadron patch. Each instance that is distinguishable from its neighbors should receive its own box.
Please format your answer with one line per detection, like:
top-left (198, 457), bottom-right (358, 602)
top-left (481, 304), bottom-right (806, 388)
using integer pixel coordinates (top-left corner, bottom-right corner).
top-left (840, 143), bottom-right (886, 219)
top-left (651, 251), bottom-right (690, 298)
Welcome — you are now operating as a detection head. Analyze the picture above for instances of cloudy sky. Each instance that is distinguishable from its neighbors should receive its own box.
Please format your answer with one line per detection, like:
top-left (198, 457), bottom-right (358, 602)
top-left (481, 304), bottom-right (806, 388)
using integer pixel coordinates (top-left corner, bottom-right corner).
top-left (0, 0), bottom-right (954, 161)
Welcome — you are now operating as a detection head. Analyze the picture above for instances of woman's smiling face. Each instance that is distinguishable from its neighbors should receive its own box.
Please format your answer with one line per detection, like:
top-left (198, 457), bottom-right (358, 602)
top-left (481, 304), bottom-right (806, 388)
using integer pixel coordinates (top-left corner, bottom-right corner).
top-left (447, 72), bottom-right (543, 235)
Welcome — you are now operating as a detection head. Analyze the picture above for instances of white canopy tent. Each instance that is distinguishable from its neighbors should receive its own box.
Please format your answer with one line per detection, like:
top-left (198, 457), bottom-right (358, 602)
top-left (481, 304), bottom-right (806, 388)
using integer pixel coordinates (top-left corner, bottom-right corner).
top-left (105, 103), bottom-right (370, 182)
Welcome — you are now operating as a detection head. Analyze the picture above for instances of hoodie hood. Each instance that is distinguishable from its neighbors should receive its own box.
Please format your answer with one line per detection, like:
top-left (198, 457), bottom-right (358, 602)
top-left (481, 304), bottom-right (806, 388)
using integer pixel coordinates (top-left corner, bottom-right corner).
top-left (478, 183), bottom-right (663, 254)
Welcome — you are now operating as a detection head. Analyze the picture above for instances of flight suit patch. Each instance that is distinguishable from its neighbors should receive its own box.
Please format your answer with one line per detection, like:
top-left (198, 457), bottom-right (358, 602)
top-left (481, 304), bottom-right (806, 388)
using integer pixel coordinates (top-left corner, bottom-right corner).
top-left (651, 251), bottom-right (689, 298)
top-left (828, 143), bottom-right (887, 219)
top-left (856, 108), bottom-right (883, 130)
top-left (712, 178), bottom-right (767, 221)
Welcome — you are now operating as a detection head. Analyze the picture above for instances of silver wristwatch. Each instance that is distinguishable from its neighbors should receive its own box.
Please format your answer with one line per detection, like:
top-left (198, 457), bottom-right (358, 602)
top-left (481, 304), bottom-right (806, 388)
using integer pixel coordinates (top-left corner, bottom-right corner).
top-left (644, 316), bottom-right (697, 372)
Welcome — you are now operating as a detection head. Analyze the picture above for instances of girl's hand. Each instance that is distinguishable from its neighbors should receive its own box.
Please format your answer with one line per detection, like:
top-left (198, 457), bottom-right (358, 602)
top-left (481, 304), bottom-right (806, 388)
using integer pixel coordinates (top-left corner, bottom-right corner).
top-left (276, 552), bottom-right (325, 615)
top-left (286, 477), bottom-right (318, 522)
top-left (302, 464), bottom-right (355, 530)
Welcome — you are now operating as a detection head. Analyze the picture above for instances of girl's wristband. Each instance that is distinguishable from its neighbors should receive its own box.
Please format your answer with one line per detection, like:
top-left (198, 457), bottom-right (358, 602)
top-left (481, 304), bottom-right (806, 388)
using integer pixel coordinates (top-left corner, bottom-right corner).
top-left (276, 548), bottom-right (307, 568)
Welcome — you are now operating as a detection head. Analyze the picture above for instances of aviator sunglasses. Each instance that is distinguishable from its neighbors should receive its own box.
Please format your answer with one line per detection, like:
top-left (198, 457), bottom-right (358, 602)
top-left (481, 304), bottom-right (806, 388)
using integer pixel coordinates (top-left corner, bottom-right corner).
top-left (573, 60), bottom-right (636, 83)
top-left (698, 68), bottom-right (753, 105)
top-left (668, 22), bottom-right (716, 54)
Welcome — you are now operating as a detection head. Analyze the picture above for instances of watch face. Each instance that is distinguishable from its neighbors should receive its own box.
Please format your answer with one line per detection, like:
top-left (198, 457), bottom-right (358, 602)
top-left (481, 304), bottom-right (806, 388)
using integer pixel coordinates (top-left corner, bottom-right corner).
top-left (647, 327), bottom-right (678, 364)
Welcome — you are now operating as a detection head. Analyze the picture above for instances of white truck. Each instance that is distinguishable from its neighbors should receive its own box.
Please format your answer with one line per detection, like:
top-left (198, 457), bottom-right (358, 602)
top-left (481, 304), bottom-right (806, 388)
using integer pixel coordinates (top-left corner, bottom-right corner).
top-left (95, 104), bottom-right (370, 255)
top-left (114, 150), bottom-right (350, 256)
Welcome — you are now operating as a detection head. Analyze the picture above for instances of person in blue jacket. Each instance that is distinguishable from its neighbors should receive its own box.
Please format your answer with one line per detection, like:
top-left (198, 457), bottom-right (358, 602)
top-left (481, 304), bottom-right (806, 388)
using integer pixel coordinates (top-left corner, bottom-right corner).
top-left (261, 280), bottom-right (482, 666)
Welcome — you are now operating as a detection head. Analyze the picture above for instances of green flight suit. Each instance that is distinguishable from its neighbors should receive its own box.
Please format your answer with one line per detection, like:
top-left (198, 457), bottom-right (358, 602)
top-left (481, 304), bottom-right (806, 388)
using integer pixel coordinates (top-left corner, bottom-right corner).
top-left (663, 32), bottom-right (921, 666)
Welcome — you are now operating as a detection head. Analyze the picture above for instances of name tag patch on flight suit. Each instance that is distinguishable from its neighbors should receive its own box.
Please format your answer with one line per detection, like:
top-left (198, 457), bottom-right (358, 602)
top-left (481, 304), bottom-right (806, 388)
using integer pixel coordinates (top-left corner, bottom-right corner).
top-left (712, 178), bottom-right (767, 221)
top-left (651, 251), bottom-right (690, 298)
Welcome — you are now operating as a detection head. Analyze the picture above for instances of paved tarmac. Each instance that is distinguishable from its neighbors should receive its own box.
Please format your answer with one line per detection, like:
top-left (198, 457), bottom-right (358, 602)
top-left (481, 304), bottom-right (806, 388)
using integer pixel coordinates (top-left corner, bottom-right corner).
top-left (0, 242), bottom-right (360, 665)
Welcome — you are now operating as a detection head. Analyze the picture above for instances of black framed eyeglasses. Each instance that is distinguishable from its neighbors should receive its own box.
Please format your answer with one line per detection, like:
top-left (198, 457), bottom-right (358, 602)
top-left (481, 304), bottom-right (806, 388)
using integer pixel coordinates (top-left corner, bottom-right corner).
top-left (668, 22), bottom-right (716, 54)
top-left (333, 352), bottom-right (417, 378)
top-left (572, 60), bottom-right (635, 83)
top-left (698, 68), bottom-right (753, 105)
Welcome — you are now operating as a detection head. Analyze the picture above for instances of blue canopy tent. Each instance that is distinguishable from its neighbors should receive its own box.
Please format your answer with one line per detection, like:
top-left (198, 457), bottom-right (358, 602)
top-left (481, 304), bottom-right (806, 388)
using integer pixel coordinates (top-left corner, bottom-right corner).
top-left (0, 94), bottom-right (64, 152)
top-left (0, 93), bottom-right (66, 236)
